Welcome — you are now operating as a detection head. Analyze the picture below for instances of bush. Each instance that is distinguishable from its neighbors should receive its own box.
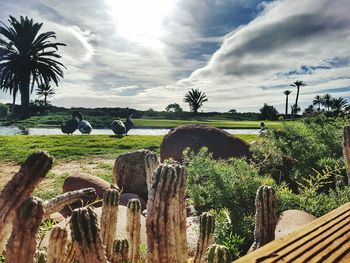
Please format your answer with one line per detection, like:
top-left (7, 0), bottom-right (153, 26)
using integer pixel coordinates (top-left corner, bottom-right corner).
top-left (0, 103), bottom-right (8, 119)
top-left (251, 115), bottom-right (347, 185)
top-left (185, 147), bottom-right (274, 222)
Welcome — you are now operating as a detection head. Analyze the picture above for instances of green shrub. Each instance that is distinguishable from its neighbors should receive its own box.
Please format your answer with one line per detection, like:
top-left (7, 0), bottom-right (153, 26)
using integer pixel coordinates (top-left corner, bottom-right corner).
top-left (252, 115), bottom-right (347, 184)
top-left (184, 147), bottom-right (273, 222)
top-left (0, 103), bottom-right (8, 119)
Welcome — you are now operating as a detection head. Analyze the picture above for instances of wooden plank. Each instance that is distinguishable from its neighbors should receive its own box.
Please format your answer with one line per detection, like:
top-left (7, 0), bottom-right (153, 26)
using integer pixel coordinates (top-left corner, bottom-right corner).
top-left (233, 203), bottom-right (350, 263)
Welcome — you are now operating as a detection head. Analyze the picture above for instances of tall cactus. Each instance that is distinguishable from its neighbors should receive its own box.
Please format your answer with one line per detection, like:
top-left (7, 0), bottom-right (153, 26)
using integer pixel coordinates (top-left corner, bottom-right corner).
top-left (111, 238), bottom-right (129, 263)
top-left (100, 188), bottom-right (120, 260)
top-left (343, 125), bottom-right (350, 185)
top-left (47, 226), bottom-right (68, 263)
top-left (205, 244), bottom-right (231, 263)
top-left (43, 188), bottom-right (96, 218)
top-left (5, 197), bottom-right (44, 263)
top-left (0, 151), bottom-right (53, 252)
top-left (252, 185), bottom-right (277, 250)
top-left (146, 163), bottom-right (187, 263)
top-left (127, 198), bottom-right (142, 263)
top-left (194, 212), bottom-right (215, 263)
top-left (70, 207), bottom-right (107, 263)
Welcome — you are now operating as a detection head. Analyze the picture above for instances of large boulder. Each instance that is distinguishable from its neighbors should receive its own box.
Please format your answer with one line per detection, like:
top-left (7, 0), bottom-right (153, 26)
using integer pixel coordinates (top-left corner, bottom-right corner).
top-left (160, 124), bottom-right (252, 162)
top-left (62, 174), bottom-right (114, 215)
top-left (113, 149), bottom-right (159, 200)
top-left (275, 210), bottom-right (317, 239)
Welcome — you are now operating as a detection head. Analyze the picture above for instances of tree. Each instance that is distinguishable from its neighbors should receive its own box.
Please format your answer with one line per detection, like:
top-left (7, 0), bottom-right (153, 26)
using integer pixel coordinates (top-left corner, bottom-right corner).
top-left (290, 80), bottom-right (307, 117)
top-left (183, 88), bottom-right (208, 113)
top-left (165, 103), bottom-right (183, 113)
top-left (330, 97), bottom-right (348, 116)
top-left (322, 94), bottom-right (332, 112)
top-left (228, 109), bottom-right (237, 114)
top-left (313, 95), bottom-right (323, 111)
top-left (291, 104), bottom-right (301, 116)
top-left (259, 103), bottom-right (278, 120)
top-left (0, 16), bottom-right (66, 118)
top-left (283, 90), bottom-right (292, 117)
top-left (36, 83), bottom-right (55, 106)
top-left (303, 105), bottom-right (315, 115)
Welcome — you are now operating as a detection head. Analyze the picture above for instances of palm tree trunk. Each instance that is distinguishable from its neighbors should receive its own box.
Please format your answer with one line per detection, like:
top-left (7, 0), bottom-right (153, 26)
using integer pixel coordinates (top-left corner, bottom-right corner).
top-left (11, 94), bottom-right (16, 114)
top-left (20, 75), bottom-right (31, 119)
top-left (44, 94), bottom-right (47, 106)
top-left (293, 87), bottom-right (300, 118)
top-left (285, 95), bottom-right (289, 117)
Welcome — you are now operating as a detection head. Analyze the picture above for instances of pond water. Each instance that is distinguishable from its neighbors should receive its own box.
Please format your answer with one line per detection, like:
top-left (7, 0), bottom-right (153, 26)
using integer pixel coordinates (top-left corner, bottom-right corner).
top-left (0, 126), bottom-right (259, 136)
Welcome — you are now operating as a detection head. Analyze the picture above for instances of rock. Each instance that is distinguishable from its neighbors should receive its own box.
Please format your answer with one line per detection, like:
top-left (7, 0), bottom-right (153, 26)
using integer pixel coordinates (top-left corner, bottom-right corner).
top-left (186, 205), bottom-right (198, 217)
top-left (186, 216), bottom-right (200, 257)
top-left (113, 149), bottom-right (159, 200)
top-left (62, 174), bottom-right (114, 215)
top-left (275, 210), bottom-right (317, 239)
top-left (48, 212), bottom-right (65, 223)
top-left (120, 193), bottom-right (147, 210)
top-left (160, 124), bottom-right (252, 162)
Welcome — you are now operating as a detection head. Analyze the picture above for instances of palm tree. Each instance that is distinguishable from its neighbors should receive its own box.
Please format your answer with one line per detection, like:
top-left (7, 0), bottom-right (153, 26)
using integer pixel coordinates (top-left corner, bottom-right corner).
top-left (36, 83), bottom-right (55, 106)
top-left (322, 94), bottom-right (332, 112)
top-left (290, 80), bottom-right (307, 117)
top-left (283, 90), bottom-right (292, 117)
top-left (330, 97), bottom-right (348, 115)
top-left (183, 88), bottom-right (208, 113)
top-left (313, 95), bottom-right (323, 111)
top-left (0, 16), bottom-right (66, 118)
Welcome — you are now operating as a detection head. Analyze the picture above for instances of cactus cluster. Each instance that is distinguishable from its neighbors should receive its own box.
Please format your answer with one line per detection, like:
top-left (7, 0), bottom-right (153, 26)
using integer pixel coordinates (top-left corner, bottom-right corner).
top-left (111, 238), bottom-right (129, 263)
top-left (146, 163), bottom-right (187, 263)
top-left (252, 185), bottom-right (277, 250)
top-left (206, 244), bottom-right (231, 263)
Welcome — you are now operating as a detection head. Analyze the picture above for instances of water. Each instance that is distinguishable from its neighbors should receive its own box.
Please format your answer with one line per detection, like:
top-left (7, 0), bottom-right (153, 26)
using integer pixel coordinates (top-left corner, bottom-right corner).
top-left (0, 126), bottom-right (259, 136)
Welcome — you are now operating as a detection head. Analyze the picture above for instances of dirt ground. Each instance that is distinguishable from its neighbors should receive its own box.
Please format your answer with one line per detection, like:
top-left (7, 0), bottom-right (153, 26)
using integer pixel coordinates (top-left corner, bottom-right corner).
top-left (0, 157), bottom-right (115, 192)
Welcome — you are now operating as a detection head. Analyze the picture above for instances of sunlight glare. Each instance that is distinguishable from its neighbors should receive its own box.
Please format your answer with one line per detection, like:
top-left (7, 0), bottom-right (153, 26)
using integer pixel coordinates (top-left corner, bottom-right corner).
top-left (105, 0), bottom-right (176, 47)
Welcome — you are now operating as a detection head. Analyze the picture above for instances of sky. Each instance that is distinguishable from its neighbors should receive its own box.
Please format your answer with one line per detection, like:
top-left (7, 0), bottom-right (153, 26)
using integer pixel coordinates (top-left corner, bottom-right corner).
top-left (0, 0), bottom-right (349, 112)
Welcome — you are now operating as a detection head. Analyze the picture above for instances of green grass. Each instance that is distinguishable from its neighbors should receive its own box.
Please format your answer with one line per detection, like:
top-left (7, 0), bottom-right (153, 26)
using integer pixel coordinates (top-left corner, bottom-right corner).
top-left (0, 112), bottom-right (285, 129)
top-left (0, 134), bottom-right (257, 162)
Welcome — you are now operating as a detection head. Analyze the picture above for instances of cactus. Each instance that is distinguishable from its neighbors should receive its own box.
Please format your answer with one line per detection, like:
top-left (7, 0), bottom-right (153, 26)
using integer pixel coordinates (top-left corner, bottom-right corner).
top-left (0, 152), bottom-right (53, 252)
top-left (43, 188), bottom-right (96, 219)
top-left (37, 250), bottom-right (47, 263)
top-left (5, 197), bottom-right (44, 263)
top-left (70, 207), bottom-right (107, 263)
top-left (146, 163), bottom-right (187, 263)
top-left (252, 185), bottom-right (277, 250)
top-left (343, 125), bottom-right (350, 185)
top-left (205, 244), bottom-right (231, 263)
top-left (47, 226), bottom-right (69, 263)
top-left (194, 212), bottom-right (215, 263)
top-left (100, 188), bottom-right (120, 260)
top-left (127, 198), bottom-right (142, 263)
top-left (61, 240), bottom-right (76, 263)
top-left (111, 238), bottom-right (129, 263)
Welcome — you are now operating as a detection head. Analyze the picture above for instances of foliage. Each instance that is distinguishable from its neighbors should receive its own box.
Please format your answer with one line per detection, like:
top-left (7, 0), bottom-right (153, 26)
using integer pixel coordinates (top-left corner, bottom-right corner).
top-left (184, 147), bottom-right (273, 221)
top-left (251, 115), bottom-right (347, 185)
top-left (165, 103), bottom-right (183, 113)
top-left (330, 97), bottom-right (348, 116)
top-left (0, 16), bottom-right (66, 116)
top-left (259, 103), bottom-right (278, 120)
top-left (183, 88), bottom-right (208, 113)
top-left (36, 83), bottom-right (55, 105)
top-left (276, 167), bottom-right (350, 217)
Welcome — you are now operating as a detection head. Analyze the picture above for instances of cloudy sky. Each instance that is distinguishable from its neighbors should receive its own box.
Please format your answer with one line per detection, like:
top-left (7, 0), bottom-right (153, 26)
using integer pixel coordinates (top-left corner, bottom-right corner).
top-left (0, 0), bottom-right (349, 112)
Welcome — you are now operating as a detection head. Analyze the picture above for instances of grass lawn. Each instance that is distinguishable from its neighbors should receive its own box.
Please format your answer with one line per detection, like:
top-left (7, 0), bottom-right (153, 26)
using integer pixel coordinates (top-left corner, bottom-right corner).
top-left (0, 134), bottom-right (257, 162)
top-left (0, 134), bottom-right (257, 200)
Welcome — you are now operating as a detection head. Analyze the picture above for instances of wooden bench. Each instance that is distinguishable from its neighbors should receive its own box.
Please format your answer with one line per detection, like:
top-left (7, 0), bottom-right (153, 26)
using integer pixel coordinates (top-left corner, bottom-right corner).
top-left (234, 202), bottom-right (350, 262)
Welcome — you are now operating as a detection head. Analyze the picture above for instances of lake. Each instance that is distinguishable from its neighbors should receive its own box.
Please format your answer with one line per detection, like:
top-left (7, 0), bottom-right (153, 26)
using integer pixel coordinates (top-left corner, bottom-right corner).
top-left (0, 126), bottom-right (259, 136)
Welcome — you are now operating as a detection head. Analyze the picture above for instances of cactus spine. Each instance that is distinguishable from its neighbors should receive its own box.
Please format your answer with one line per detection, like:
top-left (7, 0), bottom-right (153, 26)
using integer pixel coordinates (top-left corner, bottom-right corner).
top-left (252, 185), bottom-right (277, 250)
top-left (127, 198), bottom-right (142, 263)
top-left (206, 244), bottom-right (231, 263)
top-left (0, 152), bottom-right (53, 252)
top-left (146, 163), bottom-right (187, 263)
top-left (194, 212), bottom-right (215, 263)
top-left (100, 188), bottom-right (120, 260)
top-left (5, 197), bottom-right (44, 263)
top-left (43, 187), bottom-right (96, 218)
top-left (70, 207), bottom-right (107, 263)
top-left (343, 125), bottom-right (350, 185)
top-left (111, 238), bottom-right (129, 263)
top-left (47, 226), bottom-right (69, 263)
